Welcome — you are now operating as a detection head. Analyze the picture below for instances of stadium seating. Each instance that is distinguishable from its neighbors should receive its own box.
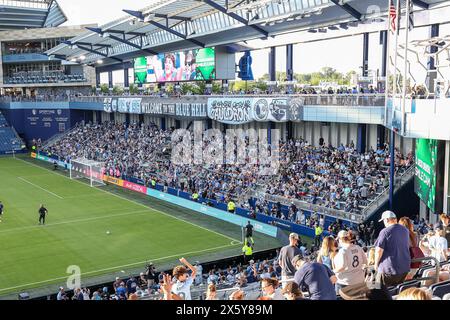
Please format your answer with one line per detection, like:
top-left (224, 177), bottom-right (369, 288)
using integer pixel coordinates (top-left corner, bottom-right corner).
top-left (429, 280), bottom-right (450, 298)
top-left (4, 71), bottom-right (87, 85)
top-left (0, 112), bottom-right (25, 153)
top-left (397, 280), bottom-right (421, 293)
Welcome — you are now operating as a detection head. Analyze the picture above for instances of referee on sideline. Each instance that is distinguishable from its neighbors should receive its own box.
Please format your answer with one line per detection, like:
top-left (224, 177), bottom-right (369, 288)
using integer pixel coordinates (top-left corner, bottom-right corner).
top-left (38, 204), bottom-right (48, 225)
top-left (245, 221), bottom-right (254, 245)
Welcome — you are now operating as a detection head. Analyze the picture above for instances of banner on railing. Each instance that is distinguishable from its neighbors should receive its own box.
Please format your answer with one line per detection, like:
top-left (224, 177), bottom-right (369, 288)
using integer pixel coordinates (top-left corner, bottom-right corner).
top-left (103, 175), bottom-right (124, 187)
top-left (103, 98), bottom-right (142, 114)
top-left (207, 97), bottom-right (304, 124)
top-left (141, 100), bottom-right (207, 118)
top-left (123, 180), bottom-right (147, 194)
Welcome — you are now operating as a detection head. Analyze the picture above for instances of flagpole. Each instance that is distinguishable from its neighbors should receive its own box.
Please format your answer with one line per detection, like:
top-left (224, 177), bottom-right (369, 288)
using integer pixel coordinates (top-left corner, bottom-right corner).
top-left (385, 0), bottom-right (392, 126)
top-left (393, 0), bottom-right (401, 97)
top-left (401, 0), bottom-right (411, 136)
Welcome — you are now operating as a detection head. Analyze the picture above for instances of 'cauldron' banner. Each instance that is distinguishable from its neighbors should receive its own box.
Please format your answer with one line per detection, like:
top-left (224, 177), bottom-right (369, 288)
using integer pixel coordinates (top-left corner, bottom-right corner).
top-left (207, 97), bottom-right (304, 124)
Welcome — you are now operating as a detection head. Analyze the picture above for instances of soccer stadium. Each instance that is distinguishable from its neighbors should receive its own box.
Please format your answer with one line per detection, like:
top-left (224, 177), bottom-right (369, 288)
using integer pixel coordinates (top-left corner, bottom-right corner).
top-left (0, 0), bottom-right (450, 304)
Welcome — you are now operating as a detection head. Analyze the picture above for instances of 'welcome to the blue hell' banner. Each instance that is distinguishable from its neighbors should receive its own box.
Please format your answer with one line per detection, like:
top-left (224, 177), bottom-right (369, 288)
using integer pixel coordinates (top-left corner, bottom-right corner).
top-left (141, 101), bottom-right (207, 118)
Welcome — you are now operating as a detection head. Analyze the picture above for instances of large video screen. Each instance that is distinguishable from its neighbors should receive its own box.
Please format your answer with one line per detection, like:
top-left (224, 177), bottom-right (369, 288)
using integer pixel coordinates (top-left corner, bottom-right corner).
top-left (134, 47), bottom-right (215, 84)
top-left (415, 138), bottom-right (438, 212)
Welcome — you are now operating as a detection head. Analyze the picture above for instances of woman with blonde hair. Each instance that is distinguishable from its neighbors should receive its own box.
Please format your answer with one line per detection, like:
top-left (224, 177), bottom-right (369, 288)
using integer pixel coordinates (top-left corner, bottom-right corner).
top-left (206, 283), bottom-right (217, 300)
top-left (229, 290), bottom-right (244, 300)
top-left (317, 236), bottom-right (337, 271)
top-left (396, 288), bottom-right (432, 300)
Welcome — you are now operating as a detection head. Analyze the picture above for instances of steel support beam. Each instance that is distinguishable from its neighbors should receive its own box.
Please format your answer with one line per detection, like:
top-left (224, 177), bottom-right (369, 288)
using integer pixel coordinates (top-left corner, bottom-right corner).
top-left (330, 0), bottom-right (362, 21)
top-left (89, 27), bottom-right (145, 37)
top-left (426, 24), bottom-right (439, 93)
top-left (146, 20), bottom-right (205, 48)
top-left (73, 41), bottom-right (111, 48)
top-left (149, 13), bottom-right (192, 21)
top-left (412, 0), bottom-right (429, 9)
top-left (86, 27), bottom-right (158, 56)
top-left (202, 0), bottom-right (269, 38)
top-left (286, 44), bottom-right (293, 81)
top-left (362, 32), bottom-right (369, 77)
top-left (269, 47), bottom-right (276, 82)
top-left (63, 41), bottom-right (122, 63)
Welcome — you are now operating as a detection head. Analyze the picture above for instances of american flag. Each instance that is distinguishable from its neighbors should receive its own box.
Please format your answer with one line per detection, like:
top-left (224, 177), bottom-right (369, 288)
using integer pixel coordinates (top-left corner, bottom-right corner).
top-left (389, 0), bottom-right (397, 32)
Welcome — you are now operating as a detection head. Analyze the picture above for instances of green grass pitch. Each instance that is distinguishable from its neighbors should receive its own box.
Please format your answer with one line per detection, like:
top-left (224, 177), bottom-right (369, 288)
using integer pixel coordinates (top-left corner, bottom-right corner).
top-left (0, 156), bottom-right (246, 297)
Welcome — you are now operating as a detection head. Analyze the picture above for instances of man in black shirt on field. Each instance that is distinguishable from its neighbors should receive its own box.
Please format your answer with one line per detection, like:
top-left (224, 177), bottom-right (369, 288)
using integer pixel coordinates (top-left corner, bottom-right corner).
top-left (0, 201), bottom-right (4, 223)
top-left (38, 204), bottom-right (48, 225)
top-left (245, 221), bottom-right (254, 245)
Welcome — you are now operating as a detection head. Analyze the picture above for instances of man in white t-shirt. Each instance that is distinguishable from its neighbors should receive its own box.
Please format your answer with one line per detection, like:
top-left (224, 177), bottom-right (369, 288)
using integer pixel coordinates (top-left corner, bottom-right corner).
top-left (429, 227), bottom-right (449, 263)
top-left (171, 257), bottom-right (197, 300)
top-left (333, 230), bottom-right (368, 295)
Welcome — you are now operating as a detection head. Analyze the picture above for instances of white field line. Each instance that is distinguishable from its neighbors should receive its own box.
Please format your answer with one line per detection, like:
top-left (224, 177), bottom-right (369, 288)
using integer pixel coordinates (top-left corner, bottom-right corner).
top-left (0, 209), bottom-right (150, 235)
top-left (16, 158), bottom-right (241, 243)
top-left (0, 165), bottom-right (34, 169)
top-left (0, 242), bottom-right (239, 293)
top-left (17, 176), bottom-right (64, 199)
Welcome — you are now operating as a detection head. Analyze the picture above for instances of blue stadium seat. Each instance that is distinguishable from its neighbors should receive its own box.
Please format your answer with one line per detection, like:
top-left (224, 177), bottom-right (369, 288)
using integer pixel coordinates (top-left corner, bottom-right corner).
top-left (430, 280), bottom-right (450, 298)
top-left (397, 280), bottom-right (420, 293)
top-left (0, 112), bottom-right (25, 153)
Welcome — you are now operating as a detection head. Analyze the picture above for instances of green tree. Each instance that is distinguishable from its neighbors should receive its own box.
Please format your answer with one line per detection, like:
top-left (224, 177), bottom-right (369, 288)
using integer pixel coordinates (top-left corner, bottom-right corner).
top-left (112, 86), bottom-right (123, 95)
top-left (129, 83), bottom-right (139, 95)
top-left (100, 84), bottom-right (109, 94)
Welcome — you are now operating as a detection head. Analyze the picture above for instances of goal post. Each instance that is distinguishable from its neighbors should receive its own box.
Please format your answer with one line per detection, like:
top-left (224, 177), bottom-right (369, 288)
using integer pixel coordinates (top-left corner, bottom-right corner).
top-left (69, 157), bottom-right (105, 187)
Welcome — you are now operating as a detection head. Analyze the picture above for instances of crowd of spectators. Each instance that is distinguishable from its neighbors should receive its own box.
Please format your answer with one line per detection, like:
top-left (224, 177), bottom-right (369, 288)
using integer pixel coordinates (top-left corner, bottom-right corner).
top-left (54, 212), bottom-right (450, 301)
top-left (42, 121), bottom-right (413, 217)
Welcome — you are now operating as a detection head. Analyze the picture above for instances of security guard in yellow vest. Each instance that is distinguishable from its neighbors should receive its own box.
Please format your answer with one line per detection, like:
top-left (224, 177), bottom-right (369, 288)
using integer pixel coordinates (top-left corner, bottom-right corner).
top-left (192, 192), bottom-right (199, 202)
top-left (314, 224), bottom-right (323, 248)
top-left (242, 241), bottom-right (253, 264)
top-left (227, 200), bottom-right (236, 213)
top-left (151, 179), bottom-right (156, 189)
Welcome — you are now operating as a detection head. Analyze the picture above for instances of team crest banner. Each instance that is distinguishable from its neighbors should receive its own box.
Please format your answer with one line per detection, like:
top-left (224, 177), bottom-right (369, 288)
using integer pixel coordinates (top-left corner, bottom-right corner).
top-left (207, 97), bottom-right (304, 124)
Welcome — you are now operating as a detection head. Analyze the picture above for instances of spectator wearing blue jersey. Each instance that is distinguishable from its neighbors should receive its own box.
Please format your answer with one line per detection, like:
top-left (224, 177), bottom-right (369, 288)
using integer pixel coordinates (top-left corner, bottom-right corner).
top-left (317, 236), bottom-right (337, 271)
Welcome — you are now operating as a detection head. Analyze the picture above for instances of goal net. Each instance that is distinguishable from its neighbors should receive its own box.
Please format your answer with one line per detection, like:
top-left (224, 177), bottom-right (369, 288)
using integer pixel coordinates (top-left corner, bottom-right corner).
top-left (69, 157), bottom-right (105, 187)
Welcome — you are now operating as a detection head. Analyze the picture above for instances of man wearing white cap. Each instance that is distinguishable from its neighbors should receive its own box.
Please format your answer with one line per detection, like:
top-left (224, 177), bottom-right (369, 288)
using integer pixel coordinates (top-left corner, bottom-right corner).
top-left (278, 233), bottom-right (301, 288)
top-left (374, 210), bottom-right (411, 287)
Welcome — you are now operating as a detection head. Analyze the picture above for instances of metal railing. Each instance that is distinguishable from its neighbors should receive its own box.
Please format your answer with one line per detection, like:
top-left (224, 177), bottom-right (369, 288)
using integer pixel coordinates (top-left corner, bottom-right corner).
top-left (72, 93), bottom-right (386, 107)
top-left (41, 124), bottom-right (83, 149)
top-left (360, 165), bottom-right (416, 220)
top-left (253, 191), bottom-right (362, 223)
top-left (411, 256), bottom-right (441, 285)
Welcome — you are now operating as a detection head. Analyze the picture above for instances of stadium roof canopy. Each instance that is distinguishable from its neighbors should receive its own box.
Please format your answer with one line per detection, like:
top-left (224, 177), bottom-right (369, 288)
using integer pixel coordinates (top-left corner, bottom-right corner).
top-left (46, 0), bottom-right (448, 65)
top-left (0, 0), bottom-right (66, 30)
